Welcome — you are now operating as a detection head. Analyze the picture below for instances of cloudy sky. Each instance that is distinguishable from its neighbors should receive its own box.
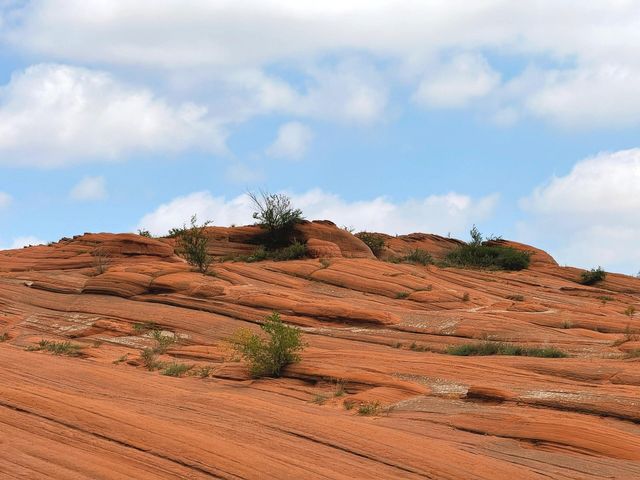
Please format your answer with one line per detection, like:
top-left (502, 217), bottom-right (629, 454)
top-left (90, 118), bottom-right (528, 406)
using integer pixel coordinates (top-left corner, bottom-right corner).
top-left (1, 1), bottom-right (639, 274)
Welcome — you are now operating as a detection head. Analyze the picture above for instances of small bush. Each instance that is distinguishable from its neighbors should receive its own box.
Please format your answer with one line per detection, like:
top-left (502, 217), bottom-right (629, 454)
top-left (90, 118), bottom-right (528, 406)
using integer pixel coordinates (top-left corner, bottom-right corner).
top-left (27, 339), bottom-right (83, 356)
top-left (445, 227), bottom-right (531, 271)
top-left (625, 305), bottom-right (636, 318)
top-left (92, 247), bottom-right (111, 274)
top-left (150, 330), bottom-right (177, 354)
top-left (140, 348), bottom-right (161, 370)
top-left (396, 291), bottom-right (410, 299)
top-left (561, 319), bottom-right (573, 329)
top-left (249, 191), bottom-right (304, 233)
top-left (446, 342), bottom-right (567, 358)
top-left (192, 365), bottom-right (213, 378)
top-left (355, 232), bottom-right (386, 257)
top-left (403, 248), bottom-right (433, 266)
top-left (137, 229), bottom-right (152, 238)
top-left (311, 394), bottom-right (328, 405)
top-left (319, 258), bottom-right (331, 269)
top-left (580, 266), bottom-right (607, 285)
top-left (174, 214), bottom-right (213, 273)
top-left (231, 311), bottom-right (305, 378)
top-left (161, 362), bottom-right (193, 377)
top-left (270, 241), bottom-right (307, 261)
top-left (357, 401), bottom-right (382, 416)
top-left (598, 295), bottom-right (613, 305)
top-left (0, 333), bottom-right (8, 342)
top-left (462, 292), bottom-right (470, 302)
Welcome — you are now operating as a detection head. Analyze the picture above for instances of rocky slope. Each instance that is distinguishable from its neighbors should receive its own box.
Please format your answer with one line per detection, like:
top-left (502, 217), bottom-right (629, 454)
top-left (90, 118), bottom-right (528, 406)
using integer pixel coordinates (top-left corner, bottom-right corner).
top-left (1, 221), bottom-right (639, 479)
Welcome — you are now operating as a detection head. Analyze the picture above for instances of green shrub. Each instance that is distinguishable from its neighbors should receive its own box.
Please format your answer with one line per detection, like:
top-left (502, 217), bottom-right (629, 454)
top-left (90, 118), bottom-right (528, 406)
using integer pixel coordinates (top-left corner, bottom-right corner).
top-left (137, 229), bottom-right (152, 237)
top-left (161, 362), bottom-right (193, 377)
top-left (140, 348), bottom-right (161, 370)
top-left (396, 291), bottom-right (410, 299)
top-left (270, 241), bottom-right (307, 261)
top-left (403, 248), bottom-right (433, 265)
top-left (0, 333), bottom-right (8, 342)
top-left (26, 339), bottom-right (83, 356)
top-left (355, 232), bottom-right (386, 257)
top-left (357, 401), bottom-right (382, 416)
top-left (150, 330), bottom-right (177, 354)
top-left (231, 311), bottom-right (305, 378)
top-left (174, 214), bottom-right (213, 273)
top-left (446, 342), bottom-right (567, 358)
top-left (580, 266), bottom-right (607, 285)
top-left (248, 191), bottom-right (304, 248)
top-left (445, 227), bottom-right (531, 271)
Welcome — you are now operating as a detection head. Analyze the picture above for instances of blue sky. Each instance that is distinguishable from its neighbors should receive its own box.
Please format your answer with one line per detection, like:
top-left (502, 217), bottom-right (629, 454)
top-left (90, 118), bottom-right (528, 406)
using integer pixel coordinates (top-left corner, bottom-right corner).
top-left (1, 1), bottom-right (640, 274)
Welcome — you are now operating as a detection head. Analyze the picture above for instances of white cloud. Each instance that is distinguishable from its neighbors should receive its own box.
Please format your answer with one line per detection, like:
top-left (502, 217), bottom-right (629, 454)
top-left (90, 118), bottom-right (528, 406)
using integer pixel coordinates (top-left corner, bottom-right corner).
top-left (520, 148), bottom-right (640, 273)
top-left (0, 191), bottom-right (12, 208)
top-left (224, 163), bottom-right (265, 184)
top-left (267, 122), bottom-right (313, 160)
top-left (0, 64), bottom-right (225, 167)
top-left (69, 175), bottom-right (108, 201)
top-left (9, 236), bottom-right (45, 249)
top-left (413, 54), bottom-right (500, 108)
top-left (138, 189), bottom-right (498, 237)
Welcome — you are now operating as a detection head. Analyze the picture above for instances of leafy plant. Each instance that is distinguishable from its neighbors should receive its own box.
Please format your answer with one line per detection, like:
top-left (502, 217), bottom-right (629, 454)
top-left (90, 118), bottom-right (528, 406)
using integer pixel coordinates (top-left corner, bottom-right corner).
top-left (248, 191), bottom-right (304, 245)
top-left (403, 248), bottom-right (433, 266)
top-left (140, 348), bottom-right (161, 370)
top-left (92, 247), bottom-right (111, 274)
top-left (231, 311), bottom-right (305, 378)
top-left (150, 329), bottom-right (177, 354)
top-left (580, 266), bottom-right (607, 285)
top-left (137, 229), bottom-right (152, 237)
top-left (355, 232), bottom-right (386, 257)
top-left (625, 305), bottom-right (636, 318)
top-left (444, 227), bottom-right (531, 271)
top-left (173, 214), bottom-right (213, 273)
top-left (26, 339), bottom-right (83, 356)
top-left (357, 401), bottom-right (382, 416)
top-left (396, 291), bottom-right (410, 299)
top-left (161, 362), bottom-right (193, 377)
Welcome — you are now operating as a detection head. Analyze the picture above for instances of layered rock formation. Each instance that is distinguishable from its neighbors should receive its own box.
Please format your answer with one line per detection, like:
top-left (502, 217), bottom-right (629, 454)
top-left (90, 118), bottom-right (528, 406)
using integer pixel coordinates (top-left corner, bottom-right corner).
top-left (1, 222), bottom-right (639, 479)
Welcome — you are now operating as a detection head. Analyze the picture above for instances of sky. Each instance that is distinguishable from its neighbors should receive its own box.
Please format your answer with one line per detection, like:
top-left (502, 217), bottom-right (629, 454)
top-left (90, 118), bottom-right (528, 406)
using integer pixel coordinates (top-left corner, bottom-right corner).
top-left (0, 1), bottom-right (639, 274)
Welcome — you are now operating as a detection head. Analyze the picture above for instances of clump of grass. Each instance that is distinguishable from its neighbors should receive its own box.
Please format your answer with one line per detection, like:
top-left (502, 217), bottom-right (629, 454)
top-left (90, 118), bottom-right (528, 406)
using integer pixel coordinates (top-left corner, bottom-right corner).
top-left (462, 292), bottom-right (470, 302)
top-left (625, 349), bottom-right (640, 359)
top-left (506, 294), bottom-right (524, 302)
top-left (343, 399), bottom-right (356, 410)
top-left (92, 247), bottom-right (111, 275)
top-left (26, 339), bottom-right (83, 356)
top-left (409, 342), bottom-right (429, 352)
top-left (311, 394), bottom-right (328, 405)
top-left (0, 332), bottom-right (8, 342)
top-left (392, 342), bottom-right (403, 349)
top-left (579, 266), bottom-right (607, 285)
top-left (319, 258), bottom-right (331, 269)
top-left (132, 321), bottom-right (159, 334)
top-left (230, 311), bottom-right (305, 378)
top-left (444, 226), bottom-right (531, 271)
top-left (446, 341), bottom-right (567, 358)
top-left (357, 401), bottom-right (382, 416)
top-left (161, 362), bottom-right (193, 377)
top-left (396, 291), bottom-right (410, 299)
top-left (403, 248), bottom-right (433, 266)
top-left (224, 243), bottom-right (307, 263)
top-left (597, 295), bottom-right (614, 305)
top-left (150, 329), bottom-right (177, 353)
top-left (334, 379), bottom-right (346, 397)
top-left (624, 305), bottom-right (636, 318)
top-left (561, 319), bottom-right (573, 329)
top-left (355, 232), bottom-right (386, 257)
top-left (140, 348), bottom-right (161, 370)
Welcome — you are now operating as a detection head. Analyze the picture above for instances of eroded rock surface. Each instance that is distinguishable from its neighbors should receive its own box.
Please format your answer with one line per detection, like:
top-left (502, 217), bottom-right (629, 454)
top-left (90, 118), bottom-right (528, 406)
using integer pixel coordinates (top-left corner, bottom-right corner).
top-left (1, 226), bottom-right (639, 479)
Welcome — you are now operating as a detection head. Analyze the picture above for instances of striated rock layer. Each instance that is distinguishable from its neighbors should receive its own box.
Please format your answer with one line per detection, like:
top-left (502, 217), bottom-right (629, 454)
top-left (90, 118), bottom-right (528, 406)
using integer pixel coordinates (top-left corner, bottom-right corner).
top-left (0, 223), bottom-right (639, 479)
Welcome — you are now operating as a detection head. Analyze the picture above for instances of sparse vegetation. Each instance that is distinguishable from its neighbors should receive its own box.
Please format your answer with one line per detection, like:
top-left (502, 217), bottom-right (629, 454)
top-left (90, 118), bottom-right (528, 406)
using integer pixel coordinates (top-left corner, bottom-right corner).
top-left (357, 401), bottom-right (382, 416)
top-left (444, 226), bottom-right (531, 271)
top-left (173, 214), bottom-right (213, 273)
top-left (140, 348), bottom-right (161, 370)
top-left (561, 319), bottom-right (573, 329)
top-left (334, 379), bottom-right (346, 397)
top-left (446, 341), bottom-right (567, 358)
top-left (137, 229), bottom-right (152, 237)
top-left (92, 247), bottom-right (111, 274)
top-left (231, 311), bottom-right (305, 378)
top-left (150, 329), bottom-right (177, 354)
top-left (396, 291), bottom-right (410, 299)
top-left (132, 321), bottom-right (159, 334)
top-left (343, 399), bottom-right (356, 410)
top-left (0, 332), bottom-right (8, 342)
top-left (624, 305), bottom-right (636, 318)
top-left (249, 191), bottom-right (304, 233)
top-left (192, 365), bottom-right (213, 378)
top-left (161, 362), bottom-right (193, 377)
top-left (579, 266), bottom-right (607, 285)
top-left (403, 248), bottom-right (433, 266)
top-left (112, 354), bottom-right (129, 364)
top-left (355, 232), bottom-right (386, 257)
top-left (319, 258), bottom-right (331, 269)
top-left (598, 295), bottom-right (614, 305)
top-left (26, 339), bottom-right (83, 356)
top-left (223, 242), bottom-right (307, 262)
top-left (462, 292), bottom-right (470, 302)
top-left (311, 394), bottom-right (328, 405)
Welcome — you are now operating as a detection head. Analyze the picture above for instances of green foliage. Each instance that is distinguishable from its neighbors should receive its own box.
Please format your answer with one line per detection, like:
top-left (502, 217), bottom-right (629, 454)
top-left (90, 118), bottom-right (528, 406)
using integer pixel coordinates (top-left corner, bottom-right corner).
top-left (355, 232), bottom-right (386, 257)
top-left (150, 330), bottom-right (177, 354)
top-left (26, 339), bottom-right (83, 356)
top-left (580, 266), bottom-right (607, 285)
top-left (319, 258), bottom-right (331, 269)
top-left (137, 229), bottom-right (152, 237)
top-left (625, 305), bottom-right (636, 317)
top-left (446, 342), bottom-right (567, 358)
top-left (395, 291), bottom-right (410, 299)
top-left (357, 401), bottom-right (382, 416)
top-left (193, 365), bottom-right (213, 378)
top-left (403, 248), bottom-right (433, 265)
top-left (140, 348), bottom-right (161, 370)
top-left (249, 191), bottom-right (304, 233)
top-left (445, 227), bottom-right (531, 271)
top-left (161, 362), bottom-right (193, 377)
top-left (0, 333), bottom-right (8, 342)
top-left (223, 242), bottom-right (307, 262)
top-left (173, 214), bottom-right (213, 273)
top-left (311, 394), bottom-right (328, 405)
top-left (231, 311), bottom-right (305, 378)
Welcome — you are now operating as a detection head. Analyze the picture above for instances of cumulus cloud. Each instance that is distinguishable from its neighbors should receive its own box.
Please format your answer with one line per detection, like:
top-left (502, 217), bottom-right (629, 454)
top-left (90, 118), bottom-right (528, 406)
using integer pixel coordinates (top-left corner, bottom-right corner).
top-left (413, 54), bottom-right (500, 108)
top-left (520, 148), bottom-right (640, 273)
top-left (0, 64), bottom-right (225, 167)
top-left (69, 176), bottom-right (108, 201)
top-left (137, 189), bottom-right (498, 237)
top-left (267, 122), bottom-right (313, 160)
top-left (0, 191), bottom-right (12, 208)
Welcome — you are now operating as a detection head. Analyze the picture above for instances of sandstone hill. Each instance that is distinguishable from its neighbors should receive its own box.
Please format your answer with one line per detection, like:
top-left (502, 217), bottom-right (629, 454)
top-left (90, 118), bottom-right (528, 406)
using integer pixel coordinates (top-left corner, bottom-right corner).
top-left (1, 221), bottom-right (639, 479)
